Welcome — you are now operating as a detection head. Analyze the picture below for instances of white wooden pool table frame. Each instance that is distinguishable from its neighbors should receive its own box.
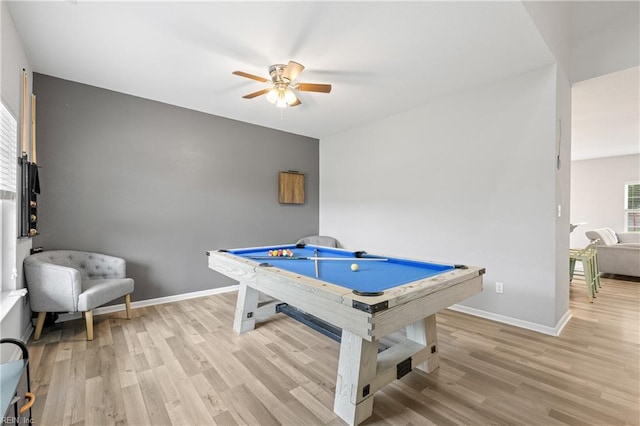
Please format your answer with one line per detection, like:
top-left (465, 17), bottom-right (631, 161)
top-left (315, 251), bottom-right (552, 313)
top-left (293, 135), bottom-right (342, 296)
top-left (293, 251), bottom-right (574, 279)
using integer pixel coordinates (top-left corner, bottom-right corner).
top-left (207, 246), bottom-right (484, 425)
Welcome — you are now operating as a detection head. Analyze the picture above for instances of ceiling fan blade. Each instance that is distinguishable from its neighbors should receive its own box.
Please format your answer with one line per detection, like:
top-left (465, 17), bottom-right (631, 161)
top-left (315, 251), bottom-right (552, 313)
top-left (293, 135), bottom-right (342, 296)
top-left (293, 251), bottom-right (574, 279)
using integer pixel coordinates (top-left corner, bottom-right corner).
top-left (282, 61), bottom-right (305, 82)
top-left (233, 71), bottom-right (269, 83)
top-left (289, 98), bottom-right (302, 107)
top-left (242, 88), bottom-right (270, 99)
top-left (296, 83), bottom-right (332, 93)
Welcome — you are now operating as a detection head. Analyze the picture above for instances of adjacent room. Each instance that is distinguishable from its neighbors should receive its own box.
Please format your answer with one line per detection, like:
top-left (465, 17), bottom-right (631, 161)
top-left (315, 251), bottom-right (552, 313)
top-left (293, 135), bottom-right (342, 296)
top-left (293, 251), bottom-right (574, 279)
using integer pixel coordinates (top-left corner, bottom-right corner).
top-left (570, 66), bottom-right (640, 281)
top-left (1, 1), bottom-right (638, 425)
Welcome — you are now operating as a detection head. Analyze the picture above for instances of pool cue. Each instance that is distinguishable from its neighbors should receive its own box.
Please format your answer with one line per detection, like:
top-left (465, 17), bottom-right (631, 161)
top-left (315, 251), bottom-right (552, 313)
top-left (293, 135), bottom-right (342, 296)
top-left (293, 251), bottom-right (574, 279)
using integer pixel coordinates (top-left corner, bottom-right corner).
top-left (314, 249), bottom-right (319, 278)
top-left (21, 69), bottom-right (28, 156)
top-left (31, 94), bottom-right (36, 163)
top-left (248, 256), bottom-right (389, 261)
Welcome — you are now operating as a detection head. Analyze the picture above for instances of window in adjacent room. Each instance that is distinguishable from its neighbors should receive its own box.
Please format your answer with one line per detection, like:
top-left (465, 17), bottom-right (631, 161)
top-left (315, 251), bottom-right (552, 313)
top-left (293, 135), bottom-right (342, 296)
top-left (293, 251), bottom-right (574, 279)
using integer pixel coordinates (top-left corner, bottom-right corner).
top-left (625, 182), bottom-right (640, 232)
top-left (1, 99), bottom-right (18, 291)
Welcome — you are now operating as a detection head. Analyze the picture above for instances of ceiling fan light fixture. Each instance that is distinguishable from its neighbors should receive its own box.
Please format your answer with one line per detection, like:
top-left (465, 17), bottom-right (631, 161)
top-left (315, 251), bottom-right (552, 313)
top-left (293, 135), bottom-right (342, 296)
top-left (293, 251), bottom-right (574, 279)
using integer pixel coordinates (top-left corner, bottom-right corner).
top-left (269, 87), bottom-right (298, 108)
top-left (234, 60), bottom-right (331, 109)
top-left (284, 89), bottom-right (297, 105)
top-left (275, 90), bottom-right (288, 108)
top-left (266, 88), bottom-right (279, 104)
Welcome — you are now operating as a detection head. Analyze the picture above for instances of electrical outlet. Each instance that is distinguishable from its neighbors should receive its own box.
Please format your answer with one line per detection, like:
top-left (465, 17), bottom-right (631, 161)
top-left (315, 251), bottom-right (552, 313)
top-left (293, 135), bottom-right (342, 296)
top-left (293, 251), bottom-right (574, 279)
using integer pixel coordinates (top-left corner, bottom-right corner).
top-left (496, 282), bottom-right (504, 294)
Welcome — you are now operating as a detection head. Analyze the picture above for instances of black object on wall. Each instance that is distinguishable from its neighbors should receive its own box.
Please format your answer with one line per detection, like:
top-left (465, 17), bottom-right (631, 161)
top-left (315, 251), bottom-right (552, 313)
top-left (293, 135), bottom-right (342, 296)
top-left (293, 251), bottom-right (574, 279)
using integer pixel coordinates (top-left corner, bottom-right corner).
top-left (19, 154), bottom-right (40, 238)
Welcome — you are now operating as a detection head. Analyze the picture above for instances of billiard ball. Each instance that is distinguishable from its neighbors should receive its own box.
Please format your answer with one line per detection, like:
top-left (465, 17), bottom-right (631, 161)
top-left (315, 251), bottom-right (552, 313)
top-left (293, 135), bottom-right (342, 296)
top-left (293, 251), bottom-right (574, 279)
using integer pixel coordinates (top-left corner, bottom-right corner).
top-left (351, 263), bottom-right (359, 272)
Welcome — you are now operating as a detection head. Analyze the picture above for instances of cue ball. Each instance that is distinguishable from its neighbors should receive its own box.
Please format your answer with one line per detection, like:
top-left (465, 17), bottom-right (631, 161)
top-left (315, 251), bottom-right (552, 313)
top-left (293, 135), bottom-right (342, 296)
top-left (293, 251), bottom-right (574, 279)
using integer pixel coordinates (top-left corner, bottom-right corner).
top-left (351, 263), bottom-right (359, 272)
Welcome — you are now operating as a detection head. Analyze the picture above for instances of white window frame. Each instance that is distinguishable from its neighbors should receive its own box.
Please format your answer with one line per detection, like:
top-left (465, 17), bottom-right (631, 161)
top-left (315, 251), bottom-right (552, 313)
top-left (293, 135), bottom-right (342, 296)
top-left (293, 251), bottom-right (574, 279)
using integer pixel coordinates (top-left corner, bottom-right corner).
top-left (624, 181), bottom-right (640, 233)
top-left (1, 101), bottom-right (18, 200)
top-left (1, 99), bottom-right (18, 292)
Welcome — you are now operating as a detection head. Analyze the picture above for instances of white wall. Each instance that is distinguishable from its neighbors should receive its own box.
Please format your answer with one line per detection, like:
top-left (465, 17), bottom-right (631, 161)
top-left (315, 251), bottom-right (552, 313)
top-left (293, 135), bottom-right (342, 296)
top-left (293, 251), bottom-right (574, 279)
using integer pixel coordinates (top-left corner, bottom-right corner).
top-left (523, 0), bottom-right (574, 328)
top-left (570, 154), bottom-right (640, 248)
top-left (554, 67), bottom-right (572, 325)
top-left (1, 1), bottom-right (34, 347)
top-left (320, 65), bottom-right (565, 331)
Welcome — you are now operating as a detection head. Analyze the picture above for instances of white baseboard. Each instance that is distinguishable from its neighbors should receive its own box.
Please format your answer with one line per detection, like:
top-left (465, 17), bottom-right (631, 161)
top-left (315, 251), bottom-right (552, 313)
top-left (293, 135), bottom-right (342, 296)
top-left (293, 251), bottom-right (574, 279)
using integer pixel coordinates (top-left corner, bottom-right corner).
top-left (21, 321), bottom-right (33, 343)
top-left (448, 304), bottom-right (573, 337)
top-left (56, 284), bottom-right (239, 323)
top-left (1, 319), bottom-right (35, 363)
top-left (554, 309), bottom-right (573, 335)
top-left (53, 284), bottom-right (573, 337)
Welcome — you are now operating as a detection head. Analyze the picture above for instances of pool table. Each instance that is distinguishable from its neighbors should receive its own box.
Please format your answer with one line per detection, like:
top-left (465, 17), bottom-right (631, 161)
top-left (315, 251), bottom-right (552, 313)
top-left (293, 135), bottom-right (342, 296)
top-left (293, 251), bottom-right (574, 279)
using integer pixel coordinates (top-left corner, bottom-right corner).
top-left (207, 244), bottom-right (484, 425)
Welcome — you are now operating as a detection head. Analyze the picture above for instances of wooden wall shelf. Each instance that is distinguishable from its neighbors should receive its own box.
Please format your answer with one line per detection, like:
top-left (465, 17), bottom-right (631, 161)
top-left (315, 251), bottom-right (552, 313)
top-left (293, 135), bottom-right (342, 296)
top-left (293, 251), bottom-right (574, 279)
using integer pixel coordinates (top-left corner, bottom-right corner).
top-left (279, 171), bottom-right (305, 204)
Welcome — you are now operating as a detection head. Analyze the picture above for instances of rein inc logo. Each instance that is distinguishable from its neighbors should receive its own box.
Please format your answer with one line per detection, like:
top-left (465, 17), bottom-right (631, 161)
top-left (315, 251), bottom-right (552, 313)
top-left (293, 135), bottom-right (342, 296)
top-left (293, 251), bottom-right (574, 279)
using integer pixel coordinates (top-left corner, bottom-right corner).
top-left (1, 418), bottom-right (34, 424)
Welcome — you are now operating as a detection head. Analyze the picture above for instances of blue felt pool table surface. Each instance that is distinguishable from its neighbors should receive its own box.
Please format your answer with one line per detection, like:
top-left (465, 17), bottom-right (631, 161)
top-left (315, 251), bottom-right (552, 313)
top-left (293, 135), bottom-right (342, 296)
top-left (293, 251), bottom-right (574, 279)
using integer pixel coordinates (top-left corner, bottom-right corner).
top-left (228, 245), bottom-right (454, 293)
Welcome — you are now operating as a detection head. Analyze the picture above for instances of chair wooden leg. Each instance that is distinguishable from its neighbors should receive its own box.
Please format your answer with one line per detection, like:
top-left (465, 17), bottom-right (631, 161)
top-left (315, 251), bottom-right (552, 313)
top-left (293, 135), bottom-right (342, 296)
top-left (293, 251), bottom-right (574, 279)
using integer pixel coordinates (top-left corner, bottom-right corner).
top-left (583, 258), bottom-right (594, 303)
top-left (592, 251), bottom-right (601, 289)
top-left (125, 294), bottom-right (131, 319)
top-left (85, 310), bottom-right (94, 341)
top-left (591, 252), bottom-right (599, 295)
top-left (34, 312), bottom-right (46, 341)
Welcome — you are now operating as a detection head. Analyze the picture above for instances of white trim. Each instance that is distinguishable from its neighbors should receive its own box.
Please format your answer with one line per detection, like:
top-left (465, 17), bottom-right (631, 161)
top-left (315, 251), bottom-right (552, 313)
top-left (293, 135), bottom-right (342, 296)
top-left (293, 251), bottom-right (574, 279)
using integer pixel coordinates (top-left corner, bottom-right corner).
top-left (52, 283), bottom-right (576, 337)
top-left (624, 181), bottom-right (640, 232)
top-left (0, 324), bottom-right (34, 363)
top-left (0, 292), bottom-right (34, 362)
top-left (20, 319), bottom-right (33, 344)
top-left (447, 304), bottom-right (573, 337)
top-left (56, 284), bottom-right (239, 322)
top-left (0, 290), bottom-right (26, 322)
top-left (0, 100), bottom-right (18, 196)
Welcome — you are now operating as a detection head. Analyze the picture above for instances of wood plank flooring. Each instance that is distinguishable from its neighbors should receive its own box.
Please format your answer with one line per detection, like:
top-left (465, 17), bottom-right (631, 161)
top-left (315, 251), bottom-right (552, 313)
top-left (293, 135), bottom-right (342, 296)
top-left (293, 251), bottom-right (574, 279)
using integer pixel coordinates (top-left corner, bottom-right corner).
top-left (27, 275), bottom-right (639, 425)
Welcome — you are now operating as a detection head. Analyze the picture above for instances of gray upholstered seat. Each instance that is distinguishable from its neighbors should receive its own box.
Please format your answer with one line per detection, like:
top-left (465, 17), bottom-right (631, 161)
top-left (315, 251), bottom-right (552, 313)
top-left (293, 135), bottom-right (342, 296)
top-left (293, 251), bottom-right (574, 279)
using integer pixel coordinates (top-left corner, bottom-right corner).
top-left (24, 250), bottom-right (134, 341)
top-left (296, 235), bottom-right (339, 247)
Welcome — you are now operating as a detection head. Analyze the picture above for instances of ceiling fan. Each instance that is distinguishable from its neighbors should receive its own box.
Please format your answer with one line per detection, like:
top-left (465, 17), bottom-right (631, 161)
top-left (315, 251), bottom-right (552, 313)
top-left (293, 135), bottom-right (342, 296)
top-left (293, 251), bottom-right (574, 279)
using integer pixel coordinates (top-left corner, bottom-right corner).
top-left (232, 61), bottom-right (332, 108)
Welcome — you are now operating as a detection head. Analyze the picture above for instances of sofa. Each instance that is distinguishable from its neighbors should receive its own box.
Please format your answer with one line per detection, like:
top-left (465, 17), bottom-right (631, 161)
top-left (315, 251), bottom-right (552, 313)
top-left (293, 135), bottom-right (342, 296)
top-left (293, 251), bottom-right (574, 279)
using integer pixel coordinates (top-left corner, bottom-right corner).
top-left (585, 228), bottom-right (640, 278)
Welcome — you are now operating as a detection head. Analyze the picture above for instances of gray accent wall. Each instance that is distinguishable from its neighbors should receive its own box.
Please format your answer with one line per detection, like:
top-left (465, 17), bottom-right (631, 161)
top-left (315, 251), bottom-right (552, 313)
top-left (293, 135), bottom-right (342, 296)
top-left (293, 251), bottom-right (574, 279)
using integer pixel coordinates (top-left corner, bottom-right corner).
top-left (33, 73), bottom-right (319, 301)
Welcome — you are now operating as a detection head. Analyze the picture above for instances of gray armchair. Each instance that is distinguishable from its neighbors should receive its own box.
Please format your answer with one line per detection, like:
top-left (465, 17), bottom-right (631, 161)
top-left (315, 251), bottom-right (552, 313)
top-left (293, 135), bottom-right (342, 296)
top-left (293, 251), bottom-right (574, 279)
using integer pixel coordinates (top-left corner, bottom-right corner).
top-left (585, 228), bottom-right (640, 278)
top-left (296, 235), bottom-right (339, 247)
top-left (24, 250), bottom-right (134, 341)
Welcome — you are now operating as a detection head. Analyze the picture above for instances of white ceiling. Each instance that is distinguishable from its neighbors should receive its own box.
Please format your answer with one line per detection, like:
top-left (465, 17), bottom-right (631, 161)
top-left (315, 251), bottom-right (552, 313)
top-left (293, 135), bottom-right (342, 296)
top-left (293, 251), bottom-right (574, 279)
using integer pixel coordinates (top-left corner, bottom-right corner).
top-left (6, 1), bottom-right (554, 139)
top-left (6, 1), bottom-right (638, 162)
top-left (569, 1), bottom-right (639, 161)
top-left (571, 66), bottom-right (639, 161)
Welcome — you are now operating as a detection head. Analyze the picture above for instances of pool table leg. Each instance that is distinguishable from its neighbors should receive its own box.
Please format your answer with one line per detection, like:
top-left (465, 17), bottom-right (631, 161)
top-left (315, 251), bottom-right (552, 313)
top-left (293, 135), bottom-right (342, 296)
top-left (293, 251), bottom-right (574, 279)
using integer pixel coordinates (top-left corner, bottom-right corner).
top-left (406, 314), bottom-right (439, 373)
top-left (233, 281), bottom-right (259, 334)
top-left (334, 329), bottom-right (378, 426)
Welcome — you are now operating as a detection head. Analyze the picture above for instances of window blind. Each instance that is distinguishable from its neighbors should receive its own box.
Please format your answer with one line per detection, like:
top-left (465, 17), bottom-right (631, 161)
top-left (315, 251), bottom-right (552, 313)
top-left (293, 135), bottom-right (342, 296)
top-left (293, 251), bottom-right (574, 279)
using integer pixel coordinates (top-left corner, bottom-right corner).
top-left (0, 101), bottom-right (18, 200)
top-left (625, 182), bottom-right (640, 232)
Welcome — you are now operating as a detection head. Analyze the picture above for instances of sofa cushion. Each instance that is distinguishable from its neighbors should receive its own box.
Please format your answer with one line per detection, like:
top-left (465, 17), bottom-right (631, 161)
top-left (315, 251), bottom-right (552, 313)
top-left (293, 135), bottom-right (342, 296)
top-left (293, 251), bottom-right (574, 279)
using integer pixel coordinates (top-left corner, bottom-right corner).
top-left (618, 233), bottom-right (640, 244)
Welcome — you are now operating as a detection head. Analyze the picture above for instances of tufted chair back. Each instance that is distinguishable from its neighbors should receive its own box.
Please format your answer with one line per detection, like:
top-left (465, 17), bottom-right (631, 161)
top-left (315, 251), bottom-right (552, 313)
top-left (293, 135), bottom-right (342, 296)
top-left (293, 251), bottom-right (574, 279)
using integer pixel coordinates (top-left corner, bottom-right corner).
top-left (296, 235), bottom-right (339, 248)
top-left (31, 250), bottom-right (125, 280)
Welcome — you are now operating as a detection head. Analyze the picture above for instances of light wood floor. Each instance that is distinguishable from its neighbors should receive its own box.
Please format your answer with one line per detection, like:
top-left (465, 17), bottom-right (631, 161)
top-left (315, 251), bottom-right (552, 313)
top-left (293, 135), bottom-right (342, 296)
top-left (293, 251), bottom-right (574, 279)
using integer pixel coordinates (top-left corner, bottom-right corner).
top-left (27, 275), bottom-right (639, 426)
